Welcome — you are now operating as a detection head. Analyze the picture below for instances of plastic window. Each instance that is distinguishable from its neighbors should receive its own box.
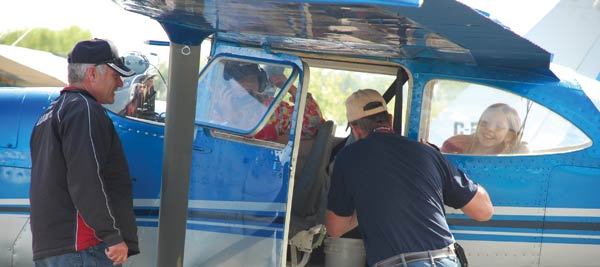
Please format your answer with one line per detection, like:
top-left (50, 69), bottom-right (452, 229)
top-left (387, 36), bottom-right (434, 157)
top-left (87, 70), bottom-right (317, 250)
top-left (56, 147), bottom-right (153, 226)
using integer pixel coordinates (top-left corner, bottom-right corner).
top-left (195, 57), bottom-right (297, 137)
top-left (424, 80), bottom-right (591, 155)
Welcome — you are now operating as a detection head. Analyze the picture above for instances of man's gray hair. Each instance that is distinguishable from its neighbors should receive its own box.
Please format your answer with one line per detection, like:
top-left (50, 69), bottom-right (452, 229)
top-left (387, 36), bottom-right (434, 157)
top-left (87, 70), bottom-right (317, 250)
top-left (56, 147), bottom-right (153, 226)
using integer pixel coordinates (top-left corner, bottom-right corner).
top-left (67, 63), bottom-right (106, 84)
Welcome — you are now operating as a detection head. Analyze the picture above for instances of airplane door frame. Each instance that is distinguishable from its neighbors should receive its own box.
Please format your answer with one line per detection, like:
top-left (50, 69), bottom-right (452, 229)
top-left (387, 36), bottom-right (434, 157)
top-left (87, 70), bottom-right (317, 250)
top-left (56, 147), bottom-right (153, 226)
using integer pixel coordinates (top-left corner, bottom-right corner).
top-left (185, 43), bottom-right (307, 266)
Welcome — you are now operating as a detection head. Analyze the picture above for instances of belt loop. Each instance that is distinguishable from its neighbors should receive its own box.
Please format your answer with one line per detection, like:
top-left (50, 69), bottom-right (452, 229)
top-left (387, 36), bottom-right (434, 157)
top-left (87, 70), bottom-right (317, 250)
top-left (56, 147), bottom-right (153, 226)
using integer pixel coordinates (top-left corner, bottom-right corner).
top-left (401, 254), bottom-right (407, 267)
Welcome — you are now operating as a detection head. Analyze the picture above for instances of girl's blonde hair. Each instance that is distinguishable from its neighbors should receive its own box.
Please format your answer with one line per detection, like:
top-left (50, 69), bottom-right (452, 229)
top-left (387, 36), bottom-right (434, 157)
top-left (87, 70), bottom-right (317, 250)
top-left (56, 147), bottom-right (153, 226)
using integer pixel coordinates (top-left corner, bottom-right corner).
top-left (467, 103), bottom-right (522, 154)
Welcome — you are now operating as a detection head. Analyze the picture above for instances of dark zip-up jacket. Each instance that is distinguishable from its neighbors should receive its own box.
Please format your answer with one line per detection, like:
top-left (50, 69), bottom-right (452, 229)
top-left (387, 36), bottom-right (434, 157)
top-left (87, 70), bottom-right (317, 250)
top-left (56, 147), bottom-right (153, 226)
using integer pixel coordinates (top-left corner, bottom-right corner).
top-left (30, 88), bottom-right (139, 260)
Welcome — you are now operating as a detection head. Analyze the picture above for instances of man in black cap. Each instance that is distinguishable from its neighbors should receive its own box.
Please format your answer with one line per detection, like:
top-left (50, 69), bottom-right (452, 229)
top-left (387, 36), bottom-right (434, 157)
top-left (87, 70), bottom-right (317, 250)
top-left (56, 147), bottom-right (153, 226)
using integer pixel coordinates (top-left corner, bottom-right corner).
top-left (30, 38), bottom-right (139, 267)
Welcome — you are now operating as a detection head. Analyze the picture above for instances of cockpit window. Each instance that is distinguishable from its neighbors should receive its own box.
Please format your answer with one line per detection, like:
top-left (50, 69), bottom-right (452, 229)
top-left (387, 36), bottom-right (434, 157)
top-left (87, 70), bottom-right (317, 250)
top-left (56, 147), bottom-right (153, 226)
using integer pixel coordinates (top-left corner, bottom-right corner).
top-left (104, 73), bottom-right (167, 122)
top-left (423, 80), bottom-right (591, 155)
top-left (195, 57), bottom-right (298, 137)
top-left (104, 51), bottom-right (168, 123)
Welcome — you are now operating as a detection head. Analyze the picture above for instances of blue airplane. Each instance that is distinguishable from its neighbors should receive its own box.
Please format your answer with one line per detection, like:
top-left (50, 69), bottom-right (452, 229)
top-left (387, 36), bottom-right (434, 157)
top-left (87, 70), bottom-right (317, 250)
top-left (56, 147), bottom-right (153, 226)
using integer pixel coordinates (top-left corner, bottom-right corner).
top-left (0, 0), bottom-right (599, 266)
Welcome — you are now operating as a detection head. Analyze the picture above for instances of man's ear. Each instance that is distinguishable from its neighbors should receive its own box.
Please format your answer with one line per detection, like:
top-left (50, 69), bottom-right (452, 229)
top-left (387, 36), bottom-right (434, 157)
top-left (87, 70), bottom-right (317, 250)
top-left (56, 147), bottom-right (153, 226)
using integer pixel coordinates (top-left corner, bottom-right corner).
top-left (86, 66), bottom-right (96, 81)
top-left (350, 124), bottom-right (365, 140)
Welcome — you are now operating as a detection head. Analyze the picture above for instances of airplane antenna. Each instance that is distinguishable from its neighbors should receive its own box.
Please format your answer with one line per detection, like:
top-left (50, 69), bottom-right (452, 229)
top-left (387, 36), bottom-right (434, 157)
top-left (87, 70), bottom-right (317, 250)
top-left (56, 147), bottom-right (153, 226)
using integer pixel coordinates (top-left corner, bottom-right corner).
top-left (517, 100), bottom-right (533, 149)
top-left (143, 52), bottom-right (167, 87)
top-left (149, 61), bottom-right (167, 86)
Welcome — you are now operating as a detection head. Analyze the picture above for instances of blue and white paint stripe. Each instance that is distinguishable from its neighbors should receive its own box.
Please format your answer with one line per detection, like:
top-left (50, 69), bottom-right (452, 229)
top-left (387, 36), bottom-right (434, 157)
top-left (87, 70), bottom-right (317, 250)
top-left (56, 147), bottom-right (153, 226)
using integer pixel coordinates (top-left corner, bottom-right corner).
top-left (447, 206), bottom-right (600, 244)
top-left (134, 199), bottom-right (286, 239)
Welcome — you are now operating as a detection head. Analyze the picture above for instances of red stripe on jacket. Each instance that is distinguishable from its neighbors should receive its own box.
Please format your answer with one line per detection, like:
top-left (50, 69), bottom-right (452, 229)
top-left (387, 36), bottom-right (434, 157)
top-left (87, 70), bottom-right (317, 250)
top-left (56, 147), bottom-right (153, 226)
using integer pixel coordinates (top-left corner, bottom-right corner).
top-left (76, 212), bottom-right (101, 251)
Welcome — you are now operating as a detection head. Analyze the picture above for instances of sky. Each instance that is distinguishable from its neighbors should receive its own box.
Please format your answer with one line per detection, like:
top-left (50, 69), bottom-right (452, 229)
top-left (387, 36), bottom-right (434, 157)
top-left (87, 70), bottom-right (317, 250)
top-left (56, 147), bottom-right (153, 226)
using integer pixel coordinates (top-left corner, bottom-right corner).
top-left (0, 0), bottom-right (168, 55)
top-left (0, 0), bottom-right (559, 56)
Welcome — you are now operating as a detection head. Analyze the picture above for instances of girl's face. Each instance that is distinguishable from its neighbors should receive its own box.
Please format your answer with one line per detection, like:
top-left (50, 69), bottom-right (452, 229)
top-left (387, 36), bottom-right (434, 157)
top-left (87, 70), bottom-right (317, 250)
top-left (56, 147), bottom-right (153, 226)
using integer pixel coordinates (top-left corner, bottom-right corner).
top-left (475, 110), bottom-right (511, 148)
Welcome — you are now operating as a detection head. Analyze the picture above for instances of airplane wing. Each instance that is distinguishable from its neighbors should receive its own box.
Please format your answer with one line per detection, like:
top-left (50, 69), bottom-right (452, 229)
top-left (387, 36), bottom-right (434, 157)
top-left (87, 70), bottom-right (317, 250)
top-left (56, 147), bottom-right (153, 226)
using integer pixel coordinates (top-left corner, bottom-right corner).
top-left (526, 0), bottom-right (600, 81)
top-left (115, 0), bottom-right (555, 77)
top-left (0, 44), bottom-right (67, 87)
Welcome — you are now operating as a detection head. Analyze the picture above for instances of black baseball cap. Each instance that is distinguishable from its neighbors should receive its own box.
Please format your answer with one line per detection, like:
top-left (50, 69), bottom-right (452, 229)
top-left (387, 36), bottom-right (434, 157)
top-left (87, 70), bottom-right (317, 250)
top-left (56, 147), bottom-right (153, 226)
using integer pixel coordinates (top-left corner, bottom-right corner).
top-left (68, 38), bottom-right (135, 77)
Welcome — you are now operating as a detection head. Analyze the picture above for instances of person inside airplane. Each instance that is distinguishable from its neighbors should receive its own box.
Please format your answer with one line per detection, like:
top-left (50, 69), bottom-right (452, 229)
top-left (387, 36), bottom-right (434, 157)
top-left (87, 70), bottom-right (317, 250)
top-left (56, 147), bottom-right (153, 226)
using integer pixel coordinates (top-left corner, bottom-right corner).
top-left (221, 61), bottom-right (325, 143)
top-left (441, 103), bottom-right (529, 155)
top-left (119, 74), bottom-right (158, 120)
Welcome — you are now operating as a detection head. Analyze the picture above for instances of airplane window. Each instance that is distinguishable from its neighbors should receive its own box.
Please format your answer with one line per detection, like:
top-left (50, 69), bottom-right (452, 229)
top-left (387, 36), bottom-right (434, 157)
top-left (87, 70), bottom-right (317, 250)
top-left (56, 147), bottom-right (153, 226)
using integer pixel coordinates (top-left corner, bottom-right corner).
top-left (423, 80), bottom-right (591, 155)
top-left (195, 58), bottom-right (408, 146)
top-left (195, 57), bottom-right (295, 142)
top-left (104, 50), bottom-right (169, 123)
top-left (105, 39), bottom-right (214, 123)
top-left (104, 73), bottom-right (167, 122)
top-left (306, 67), bottom-right (399, 137)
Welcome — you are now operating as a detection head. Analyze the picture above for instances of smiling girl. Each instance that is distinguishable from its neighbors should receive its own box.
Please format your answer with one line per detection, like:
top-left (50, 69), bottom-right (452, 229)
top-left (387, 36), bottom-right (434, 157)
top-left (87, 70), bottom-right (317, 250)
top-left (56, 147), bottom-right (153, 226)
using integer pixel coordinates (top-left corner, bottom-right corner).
top-left (441, 103), bottom-right (528, 155)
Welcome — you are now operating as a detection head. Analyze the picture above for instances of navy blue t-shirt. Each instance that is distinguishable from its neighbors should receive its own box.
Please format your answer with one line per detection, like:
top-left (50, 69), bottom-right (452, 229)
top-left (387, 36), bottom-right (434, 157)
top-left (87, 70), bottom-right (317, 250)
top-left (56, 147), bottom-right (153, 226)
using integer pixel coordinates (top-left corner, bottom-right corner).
top-left (327, 132), bottom-right (478, 265)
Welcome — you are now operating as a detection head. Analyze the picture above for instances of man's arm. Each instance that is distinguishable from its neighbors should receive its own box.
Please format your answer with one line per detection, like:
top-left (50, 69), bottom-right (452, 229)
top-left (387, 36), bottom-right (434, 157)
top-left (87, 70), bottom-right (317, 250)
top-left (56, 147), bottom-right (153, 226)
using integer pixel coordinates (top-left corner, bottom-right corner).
top-left (440, 154), bottom-right (494, 222)
top-left (61, 100), bottom-right (124, 245)
top-left (461, 185), bottom-right (493, 221)
top-left (325, 210), bottom-right (358, 237)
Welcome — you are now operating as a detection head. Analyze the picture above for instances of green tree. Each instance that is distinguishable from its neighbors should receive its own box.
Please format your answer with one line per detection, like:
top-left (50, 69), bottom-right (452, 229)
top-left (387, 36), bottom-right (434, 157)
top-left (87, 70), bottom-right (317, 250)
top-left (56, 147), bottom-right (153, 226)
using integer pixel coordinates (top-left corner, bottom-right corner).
top-left (309, 68), bottom-right (396, 128)
top-left (308, 68), bottom-right (352, 126)
top-left (0, 26), bottom-right (92, 57)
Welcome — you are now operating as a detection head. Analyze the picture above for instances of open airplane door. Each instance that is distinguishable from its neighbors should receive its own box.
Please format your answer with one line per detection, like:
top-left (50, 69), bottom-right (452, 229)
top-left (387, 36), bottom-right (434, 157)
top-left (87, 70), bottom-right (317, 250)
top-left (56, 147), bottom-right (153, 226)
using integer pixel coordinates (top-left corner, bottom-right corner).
top-left (183, 44), bottom-right (306, 266)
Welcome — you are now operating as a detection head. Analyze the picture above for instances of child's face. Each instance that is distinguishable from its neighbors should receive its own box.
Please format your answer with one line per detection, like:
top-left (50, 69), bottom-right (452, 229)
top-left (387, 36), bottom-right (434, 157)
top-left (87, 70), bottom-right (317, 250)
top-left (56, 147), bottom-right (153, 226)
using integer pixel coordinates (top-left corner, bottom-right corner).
top-left (475, 110), bottom-right (511, 148)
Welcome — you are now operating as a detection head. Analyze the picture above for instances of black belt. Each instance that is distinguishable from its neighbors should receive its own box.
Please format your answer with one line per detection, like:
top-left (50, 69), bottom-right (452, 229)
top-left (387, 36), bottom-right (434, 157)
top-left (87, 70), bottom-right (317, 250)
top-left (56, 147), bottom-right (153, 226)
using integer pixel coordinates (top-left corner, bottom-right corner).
top-left (373, 244), bottom-right (456, 267)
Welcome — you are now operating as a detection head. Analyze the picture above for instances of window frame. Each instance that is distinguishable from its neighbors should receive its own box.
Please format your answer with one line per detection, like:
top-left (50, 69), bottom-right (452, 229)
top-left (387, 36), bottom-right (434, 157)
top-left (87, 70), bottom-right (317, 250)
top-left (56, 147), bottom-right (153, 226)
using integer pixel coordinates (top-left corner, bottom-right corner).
top-left (420, 78), bottom-right (592, 156)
